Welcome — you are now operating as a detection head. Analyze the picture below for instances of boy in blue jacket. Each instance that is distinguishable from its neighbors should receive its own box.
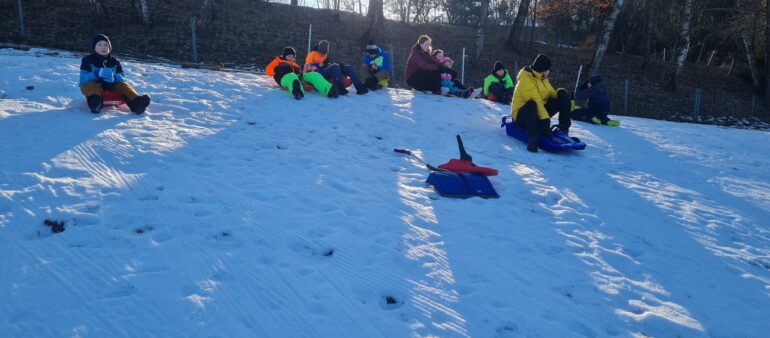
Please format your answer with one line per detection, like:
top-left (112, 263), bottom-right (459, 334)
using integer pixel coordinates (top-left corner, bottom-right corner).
top-left (359, 43), bottom-right (391, 90)
top-left (79, 34), bottom-right (150, 114)
top-left (572, 75), bottom-right (619, 126)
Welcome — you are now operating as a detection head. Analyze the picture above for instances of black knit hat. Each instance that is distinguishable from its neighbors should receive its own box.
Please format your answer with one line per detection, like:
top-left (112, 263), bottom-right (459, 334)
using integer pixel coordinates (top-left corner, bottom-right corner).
top-left (493, 61), bottom-right (506, 72)
top-left (282, 47), bottom-right (296, 58)
top-left (531, 54), bottom-right (552, 73)
top-left (91, 34), bottom-right (111, 50)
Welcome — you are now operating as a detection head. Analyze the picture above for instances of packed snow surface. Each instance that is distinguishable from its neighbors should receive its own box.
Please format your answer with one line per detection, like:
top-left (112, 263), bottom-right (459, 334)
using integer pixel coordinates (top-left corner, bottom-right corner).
top-left (1, 48), bottom-right (770, 337)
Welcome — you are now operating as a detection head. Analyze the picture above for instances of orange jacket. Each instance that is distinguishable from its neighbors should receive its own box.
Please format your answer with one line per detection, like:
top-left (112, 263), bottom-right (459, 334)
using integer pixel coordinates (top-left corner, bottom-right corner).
top-left (304, 51), bottom-right (328, 72)
top-left (266, 56), bottom-right (301, 76)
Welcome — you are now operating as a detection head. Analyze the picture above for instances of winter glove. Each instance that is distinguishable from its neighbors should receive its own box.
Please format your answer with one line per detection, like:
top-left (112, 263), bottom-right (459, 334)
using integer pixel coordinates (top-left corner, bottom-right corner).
top-left (99, 68), bottom-right (115, 83)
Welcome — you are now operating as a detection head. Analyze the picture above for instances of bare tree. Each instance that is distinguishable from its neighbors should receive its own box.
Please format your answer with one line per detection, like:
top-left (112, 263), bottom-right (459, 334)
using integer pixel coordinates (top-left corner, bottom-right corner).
top-left (736, 0), bottom-right (761, 94)
top-left (528, 0), bottom-right (538, 49)
top-left (412, 0), bottom-right (428, 23)
top-left (506, 0), bottom-right (530, 51)
top-left (139, 0), bottom-right (150, 25)
top-left (89, 0), bottom-right (104, 16)
top-left (589, 0), bottom-right (626, 76)
top-left (765, 0), bottom-right (770, 102)
top-left (641, 0), bottom-right (657, 69)
top-left (476, 0), bottom-right (491, 59)
top-left (664, 0), bottom-right (693, 92)
top-left (360, 0), bottom-right (384, 42)
top-left (197, 0), bottom-right (215, 28)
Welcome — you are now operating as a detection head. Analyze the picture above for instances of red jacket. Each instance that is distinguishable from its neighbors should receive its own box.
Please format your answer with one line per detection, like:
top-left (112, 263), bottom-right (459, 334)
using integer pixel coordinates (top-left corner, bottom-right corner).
top-left (404, 44), bottom-right (440, 81)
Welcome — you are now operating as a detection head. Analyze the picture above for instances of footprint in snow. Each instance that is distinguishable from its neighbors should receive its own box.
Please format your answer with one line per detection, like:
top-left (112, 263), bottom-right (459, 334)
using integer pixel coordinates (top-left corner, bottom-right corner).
top-left (134, 225), bottom-right (155, 234)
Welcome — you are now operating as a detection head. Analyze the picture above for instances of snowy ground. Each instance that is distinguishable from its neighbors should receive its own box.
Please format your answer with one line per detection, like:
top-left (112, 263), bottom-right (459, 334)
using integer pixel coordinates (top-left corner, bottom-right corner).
top-left (1, 48), bottom-right (770, 337)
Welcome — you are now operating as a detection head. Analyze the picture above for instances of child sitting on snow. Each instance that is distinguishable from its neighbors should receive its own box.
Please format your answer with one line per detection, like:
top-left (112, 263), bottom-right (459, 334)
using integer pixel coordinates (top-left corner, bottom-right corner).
top-left (266, 47), bottom-right (339, 100)
top-left (79, 34), bottom-right (151, 114)
top-left (437, 57), bottom-right (478, 98)
top-left (572, 75), bottom-right (620, 126)
top-left (483, 61), bottom-right (514, 104)
top-left (359, 43), bottom-right (391, 90)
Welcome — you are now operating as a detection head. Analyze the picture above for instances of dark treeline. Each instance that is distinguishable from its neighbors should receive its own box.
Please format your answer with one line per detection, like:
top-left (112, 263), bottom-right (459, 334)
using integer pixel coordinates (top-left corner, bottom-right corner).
top-left (353, 0), bottom-right (769, 100)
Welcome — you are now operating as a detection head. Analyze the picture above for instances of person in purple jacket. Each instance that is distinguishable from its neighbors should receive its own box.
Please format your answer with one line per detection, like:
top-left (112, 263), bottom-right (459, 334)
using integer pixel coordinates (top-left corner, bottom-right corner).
top-left (404, 35), bottom-right (442, 93)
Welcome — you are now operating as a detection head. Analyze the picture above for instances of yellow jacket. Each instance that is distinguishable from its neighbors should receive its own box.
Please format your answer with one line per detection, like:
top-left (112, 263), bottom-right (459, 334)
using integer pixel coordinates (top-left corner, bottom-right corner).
top-left (511, 67), bottom-right (557, 120)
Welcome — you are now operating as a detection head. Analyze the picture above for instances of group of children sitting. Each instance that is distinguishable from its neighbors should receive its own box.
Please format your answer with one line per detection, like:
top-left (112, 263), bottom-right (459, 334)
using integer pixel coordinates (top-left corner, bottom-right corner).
top-left (266, 40), bottom-right (392, 100)
top-left (77, 34), bottom-right (617, 153)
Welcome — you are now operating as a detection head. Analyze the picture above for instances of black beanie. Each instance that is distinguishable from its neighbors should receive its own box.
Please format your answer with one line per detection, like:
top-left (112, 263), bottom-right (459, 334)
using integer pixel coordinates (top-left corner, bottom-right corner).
top-left (531, 54), bottom-right (552, 73)
top-left (493, 61), bottom-right (506, 72)
top-left (91, 34), bottom-right (111, 50)
top-left (282, 47), bottom-right (296, 58)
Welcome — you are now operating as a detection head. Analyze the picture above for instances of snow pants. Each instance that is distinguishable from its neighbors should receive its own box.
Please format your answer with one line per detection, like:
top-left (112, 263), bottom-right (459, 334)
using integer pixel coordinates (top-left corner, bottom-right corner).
top-left (572, 100), bottom-right (610, 124)
top-left (80, 82), bottom-right (139, 101)
top-left (488, 83), bottom-right (513, 104)
top-left (515, 88), bottom-right (572, 137)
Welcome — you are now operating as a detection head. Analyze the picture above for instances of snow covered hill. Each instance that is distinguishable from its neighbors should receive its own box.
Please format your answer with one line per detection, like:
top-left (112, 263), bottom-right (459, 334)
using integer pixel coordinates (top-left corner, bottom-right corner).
top-left (1, 48), bottom-right (770, 337)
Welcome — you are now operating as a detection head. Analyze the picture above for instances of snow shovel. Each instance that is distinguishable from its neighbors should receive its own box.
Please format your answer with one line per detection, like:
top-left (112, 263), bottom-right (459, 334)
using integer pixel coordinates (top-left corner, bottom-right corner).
top-left (437, 135), bottom-right (499, 176)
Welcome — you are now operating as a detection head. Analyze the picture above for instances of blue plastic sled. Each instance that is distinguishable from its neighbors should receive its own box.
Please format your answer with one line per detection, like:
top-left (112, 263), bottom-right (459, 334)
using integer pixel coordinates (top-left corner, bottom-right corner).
top-left (426, 171), bottom-right (499, 199)
top-left (501, 116), bottom-right (586, 151)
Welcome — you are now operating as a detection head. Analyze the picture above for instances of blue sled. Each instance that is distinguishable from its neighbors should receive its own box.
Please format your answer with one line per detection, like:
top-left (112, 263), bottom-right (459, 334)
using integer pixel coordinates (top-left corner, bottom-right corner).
top-left (501, 116), bottom-right (586, 151)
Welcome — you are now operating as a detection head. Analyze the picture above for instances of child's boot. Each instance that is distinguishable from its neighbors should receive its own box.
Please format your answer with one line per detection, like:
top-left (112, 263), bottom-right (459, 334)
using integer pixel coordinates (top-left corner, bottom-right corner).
top-left (337, 81), bottom-right (349, 95)
top-left (125, 94), bottom-right (151, 115)
top-left (87, 95), bottom-right (103, 114)
top-left (527, 135), bottom-right (539, 153)
top-left (365, 77), bottom-right (379, 90)
top-left (291, 79), bottom-right (304, 100)
top-left (354, 83), bottom-right (369, 95)
top-left (327, 84), bottom-right (339, 99)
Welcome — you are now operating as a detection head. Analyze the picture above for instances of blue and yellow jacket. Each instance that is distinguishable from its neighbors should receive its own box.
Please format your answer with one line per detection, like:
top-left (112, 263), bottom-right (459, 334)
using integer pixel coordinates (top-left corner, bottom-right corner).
top-left (364, 48), bottom-right (391, 73)
top-left (79, 53), bottom-right (125, 86)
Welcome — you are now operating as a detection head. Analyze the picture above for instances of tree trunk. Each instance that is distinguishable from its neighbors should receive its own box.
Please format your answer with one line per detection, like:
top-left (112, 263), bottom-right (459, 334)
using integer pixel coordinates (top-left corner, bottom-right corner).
top-left (641, 0), bottom-right (653, 69)
top-left (664, 0), bottom-right (693, 92)
top-left (765, 0), bottom-right (770, 102)
top-left (528, 0), bottom-right (538, 49)
top-left (89, 0), bottom-right (104, 16)
top-left (413, 0), bottom-right (426, 23)
top-left (737, 0), bottom-right (761, 94)
top-left (405, 0), bottom-right (412, 23)
top-left (589, 0), bottom-right (625, 76)
top-left (475, 0), bottom-right (490, 59)
top-left (506, 0), bottom-right (530, 51)
top-left (198, 0), bottom-right (212, 28)
top-left (291, 0), bottom-right (297, 6)
top-left (360, 0), bottom-right (384, 42)
top-left (139, 0), bottom-right (150, 25)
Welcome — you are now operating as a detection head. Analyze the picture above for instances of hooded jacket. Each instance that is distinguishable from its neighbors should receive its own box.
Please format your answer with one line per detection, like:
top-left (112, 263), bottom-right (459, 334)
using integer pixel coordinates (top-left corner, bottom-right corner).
top-left (266, 56), bottom-right (302, 84)
top-left (364, 48), bottom-right (391, 73)
top-left (575, 75), bottom-right (610, 103)
top-left (404, 44), bottom-right (440, 81)
top-left (511, 66), bottom-right (558, 120)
